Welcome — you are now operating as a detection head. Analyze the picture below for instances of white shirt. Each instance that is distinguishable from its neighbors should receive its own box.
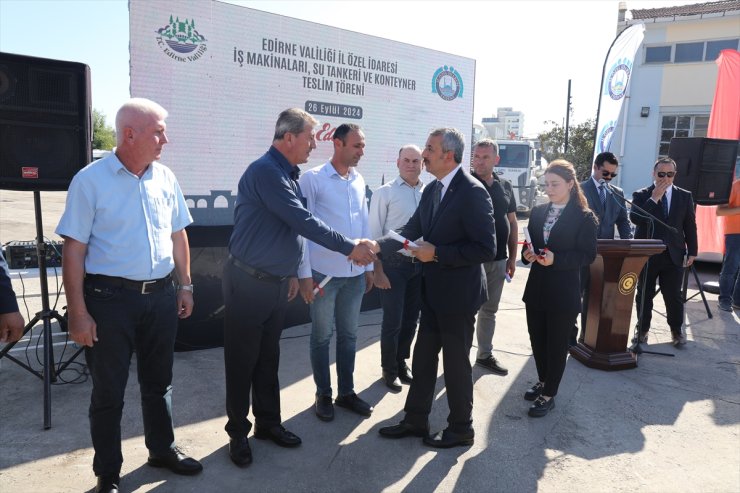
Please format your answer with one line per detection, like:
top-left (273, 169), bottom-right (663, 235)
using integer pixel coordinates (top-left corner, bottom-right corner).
top-left (368, 176), bottom-right (424, 239)
top-left (298, 162), bottom-right (372, 278)
top-left (650, 183), bottom-right (673, 213)
top-left (437, 164), bottom-right (463, 200)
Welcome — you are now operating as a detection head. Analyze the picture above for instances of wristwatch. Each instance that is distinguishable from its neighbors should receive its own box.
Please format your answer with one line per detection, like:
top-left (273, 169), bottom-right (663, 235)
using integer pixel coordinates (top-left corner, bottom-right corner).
top-left (178, 284), bottom-right (194, 292)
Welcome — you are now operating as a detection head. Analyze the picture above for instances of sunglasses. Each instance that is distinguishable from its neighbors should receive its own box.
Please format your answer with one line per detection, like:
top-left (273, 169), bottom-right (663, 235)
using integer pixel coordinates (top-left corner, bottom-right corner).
top-left (601, 170), bottom-right (618, 178)
top-left (657, 171), bottom-right (676, 178)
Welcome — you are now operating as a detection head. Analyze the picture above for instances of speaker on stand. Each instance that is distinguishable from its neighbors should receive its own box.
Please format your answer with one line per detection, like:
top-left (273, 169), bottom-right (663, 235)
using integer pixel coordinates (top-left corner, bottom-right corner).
top-left (0, 51), bottom-right (91, 429)
top-left (667, 137), bottom-right (739, 320)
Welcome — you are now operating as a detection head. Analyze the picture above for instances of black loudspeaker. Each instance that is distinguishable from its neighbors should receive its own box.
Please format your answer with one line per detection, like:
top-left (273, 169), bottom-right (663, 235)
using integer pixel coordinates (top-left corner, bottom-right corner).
top-left (668, 137), bottom-right (738, 205)
top-left (0, 52), bottom-right (91, 191)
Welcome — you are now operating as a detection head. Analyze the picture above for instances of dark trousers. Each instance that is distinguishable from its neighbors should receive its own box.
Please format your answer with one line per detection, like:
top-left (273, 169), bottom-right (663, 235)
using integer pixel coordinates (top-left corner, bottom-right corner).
top-left (403, 300), bottom-right (475, 433)
top-left (635, 251), bottom-right (684, 333)
top-left (84, 278), bottom-right (178, 476)
top-left (526, 306), bottom-right (577, 397)
top-left (379, 255), bottom-right (422, 375)
top-left (223, 259), bottom-right (288, 439)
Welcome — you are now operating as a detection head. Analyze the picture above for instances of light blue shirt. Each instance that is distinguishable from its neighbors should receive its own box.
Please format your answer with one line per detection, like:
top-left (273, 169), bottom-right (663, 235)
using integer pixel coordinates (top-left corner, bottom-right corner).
top-left (298, 162), bottom-right (372, 278)
top-left (56, 153), bottom-right (192, 280)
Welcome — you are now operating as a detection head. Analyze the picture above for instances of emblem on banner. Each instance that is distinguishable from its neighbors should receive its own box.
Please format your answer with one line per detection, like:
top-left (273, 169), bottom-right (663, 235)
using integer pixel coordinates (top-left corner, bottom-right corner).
top-left (431, 65), bottom-right (463, 101)
top-left (155, 15), bottom-right (208, 62)
top-left (597, 120), bottom-right (616, 153)
top-left (605, 58), bottom-right (633, 101)
top-left (618, 272), bottom-right (638, 295)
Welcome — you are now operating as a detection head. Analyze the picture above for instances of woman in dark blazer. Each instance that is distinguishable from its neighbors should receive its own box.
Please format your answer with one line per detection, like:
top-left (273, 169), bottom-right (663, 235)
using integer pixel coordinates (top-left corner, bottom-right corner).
top-left (521, 160), bottom-right (597, 417)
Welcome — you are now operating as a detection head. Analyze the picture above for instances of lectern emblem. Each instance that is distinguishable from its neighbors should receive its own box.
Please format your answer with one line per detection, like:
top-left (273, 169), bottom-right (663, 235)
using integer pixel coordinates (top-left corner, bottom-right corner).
top-left (618, 272), bottom-right (638, 295)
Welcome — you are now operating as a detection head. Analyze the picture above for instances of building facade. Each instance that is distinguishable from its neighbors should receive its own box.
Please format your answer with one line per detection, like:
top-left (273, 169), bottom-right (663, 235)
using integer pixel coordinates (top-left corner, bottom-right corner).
top-left (612, 0), bottom-right (739, 196)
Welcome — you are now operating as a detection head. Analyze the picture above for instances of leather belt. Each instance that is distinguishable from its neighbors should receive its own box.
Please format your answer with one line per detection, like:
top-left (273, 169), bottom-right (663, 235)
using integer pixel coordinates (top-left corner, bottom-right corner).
top-left (389, 252), bottom-right (418, 263)
top-left (228, 255), bottom-right (287, 283)
top-left (85, 273), bottom-right (173, 294)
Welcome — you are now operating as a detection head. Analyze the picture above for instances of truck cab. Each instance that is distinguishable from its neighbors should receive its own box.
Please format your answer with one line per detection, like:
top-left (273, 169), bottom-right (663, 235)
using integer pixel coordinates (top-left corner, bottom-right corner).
top-left (494, 140), bottom-right (544, 214)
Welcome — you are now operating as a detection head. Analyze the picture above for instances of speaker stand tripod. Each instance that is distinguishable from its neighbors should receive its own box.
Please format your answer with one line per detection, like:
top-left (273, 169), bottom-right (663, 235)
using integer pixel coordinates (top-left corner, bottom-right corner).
top-left (0, 191), bottom-right (83, 429)
top-left (682, 264), bottom-right (713, 318)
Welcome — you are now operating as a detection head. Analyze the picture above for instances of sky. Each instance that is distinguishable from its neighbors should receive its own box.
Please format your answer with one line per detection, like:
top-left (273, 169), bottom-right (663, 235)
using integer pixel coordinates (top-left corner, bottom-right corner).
top-left (0, 0), bottom-right (695, 136)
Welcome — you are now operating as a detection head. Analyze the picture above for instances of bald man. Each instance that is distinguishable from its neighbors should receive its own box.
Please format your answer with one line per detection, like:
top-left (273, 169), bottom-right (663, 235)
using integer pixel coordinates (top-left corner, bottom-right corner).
top-left (57, 98), bottom-right (201, 493)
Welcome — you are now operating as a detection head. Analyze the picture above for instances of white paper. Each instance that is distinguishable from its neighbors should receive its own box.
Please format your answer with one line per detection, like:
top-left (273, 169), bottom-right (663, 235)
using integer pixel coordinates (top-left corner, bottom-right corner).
top-left (388, 230), bottom-right (418, 256)
top-left (313, 276), bottom-right (332, 295)
top-left (523, 227), bottom-right (538, 254)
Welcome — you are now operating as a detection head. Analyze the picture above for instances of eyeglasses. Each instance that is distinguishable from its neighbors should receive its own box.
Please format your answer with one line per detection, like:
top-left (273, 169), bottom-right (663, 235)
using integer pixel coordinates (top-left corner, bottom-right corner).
top-left (601, 170), bottom-right (618, 178)
top-left (657, 171), bottom-right (676, 178)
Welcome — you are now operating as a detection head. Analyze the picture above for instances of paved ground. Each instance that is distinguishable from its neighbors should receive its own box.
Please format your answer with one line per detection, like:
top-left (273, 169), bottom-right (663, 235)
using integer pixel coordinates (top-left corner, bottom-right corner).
top-left (0, 189), bottom-right (739, 492)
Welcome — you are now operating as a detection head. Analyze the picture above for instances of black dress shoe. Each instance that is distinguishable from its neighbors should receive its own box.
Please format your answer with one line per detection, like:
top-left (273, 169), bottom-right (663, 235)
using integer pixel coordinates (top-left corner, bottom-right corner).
top-left (528, 396), bottom-right (555, 417)
top-left (423, 428), bottom-right (474, 448)
top-left (397, 362), bottom-right (413, 384)
top-left (147, 446), bottom-right (202, 475)
top-left (382, 371), bottom-right (402, 392)
top-left (254, 425), bottom-right (302, 448)
top-left (378, 422), bottom-right (429, 439)
top-left (228, 436), bottom-right (253, 467)
top-left (335, 393), bottom-right (373, 417)
top-left (95, 474), bottom-right (120, 493)
top-left (315, 395), bottom-right (335, 421)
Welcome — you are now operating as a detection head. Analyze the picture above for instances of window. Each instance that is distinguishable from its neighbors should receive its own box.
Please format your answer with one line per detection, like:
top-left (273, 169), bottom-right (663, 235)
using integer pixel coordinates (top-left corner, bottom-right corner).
top-left (659, 115), bottom-right (710, 156)
top-left (674, 42), bottom-right (704, 63)
top-left (645, 39), bottom-right (740, 64)
top-left (706, 39), bottom-right (739, 60)
top-left (646, 46), bottom-right (671, 63)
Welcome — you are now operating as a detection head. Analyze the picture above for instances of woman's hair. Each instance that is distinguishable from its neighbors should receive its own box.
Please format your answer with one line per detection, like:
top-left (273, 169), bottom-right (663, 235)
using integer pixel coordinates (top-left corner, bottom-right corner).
top-left (545, 159), bottom-right (589, 211)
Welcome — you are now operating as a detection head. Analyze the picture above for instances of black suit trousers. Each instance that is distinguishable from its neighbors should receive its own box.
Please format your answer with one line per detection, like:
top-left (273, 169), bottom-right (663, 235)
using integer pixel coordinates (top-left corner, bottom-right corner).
top-left (403, 299), bottom-right (475, 433)
top-left (526, 307), bottom-right (578, 397)
top-left (223, 259), bottom-right (288, 438)
top-left (635, 251), bottom-right (684, 333)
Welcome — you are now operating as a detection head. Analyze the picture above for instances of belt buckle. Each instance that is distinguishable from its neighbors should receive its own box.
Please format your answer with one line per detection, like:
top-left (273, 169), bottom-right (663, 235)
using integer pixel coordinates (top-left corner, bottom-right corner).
top-left (141, 280), bottom-right (156, 294)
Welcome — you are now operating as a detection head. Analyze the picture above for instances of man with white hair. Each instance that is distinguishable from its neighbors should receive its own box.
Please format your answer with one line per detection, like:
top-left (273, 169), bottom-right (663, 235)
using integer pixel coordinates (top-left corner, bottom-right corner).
top-left (58, 98), bottom-right (200, 493)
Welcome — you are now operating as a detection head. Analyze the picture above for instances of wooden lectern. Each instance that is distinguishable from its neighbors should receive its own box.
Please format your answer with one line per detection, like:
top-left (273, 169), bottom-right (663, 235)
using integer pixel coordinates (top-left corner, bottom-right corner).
top-left (569, 239), bottom-right (666, 370)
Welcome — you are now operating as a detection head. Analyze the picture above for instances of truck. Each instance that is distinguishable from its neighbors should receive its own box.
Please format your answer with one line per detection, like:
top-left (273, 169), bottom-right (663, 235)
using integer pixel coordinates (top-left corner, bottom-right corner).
top-left (493, 140), bottom-right (545, 214)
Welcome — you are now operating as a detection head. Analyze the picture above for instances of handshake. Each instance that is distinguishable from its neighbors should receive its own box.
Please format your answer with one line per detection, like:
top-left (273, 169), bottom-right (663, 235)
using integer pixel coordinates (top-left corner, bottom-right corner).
top-left (348, 239), bottom-right (380, 266)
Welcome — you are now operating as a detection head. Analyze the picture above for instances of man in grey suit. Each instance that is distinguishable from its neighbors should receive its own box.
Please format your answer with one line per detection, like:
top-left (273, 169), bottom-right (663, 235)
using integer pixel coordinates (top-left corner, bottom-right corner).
top-left (571, 152), bottom-right (632, 345)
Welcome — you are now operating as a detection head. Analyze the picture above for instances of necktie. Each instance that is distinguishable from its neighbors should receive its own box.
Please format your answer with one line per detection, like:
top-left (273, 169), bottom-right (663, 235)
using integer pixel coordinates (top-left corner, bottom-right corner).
top-left (431, 180), bottom-right (442, 217)
top-left (598, 184), bottom-right (606, 210)
top-left (661, 196), bottom-right (669, 217)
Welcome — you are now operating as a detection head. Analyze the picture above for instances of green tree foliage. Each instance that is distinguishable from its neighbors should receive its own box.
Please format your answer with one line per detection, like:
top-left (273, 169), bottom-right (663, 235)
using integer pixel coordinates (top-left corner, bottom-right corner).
top-left (92, 109), bottom-right (116, 150)
top-left (537, 119), bottom-right (596, 181)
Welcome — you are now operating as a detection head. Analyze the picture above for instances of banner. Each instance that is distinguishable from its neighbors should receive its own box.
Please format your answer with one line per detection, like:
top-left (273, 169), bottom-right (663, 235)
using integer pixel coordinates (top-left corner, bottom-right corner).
top-left (129, 0), bottom-right (474, 226)
top-left (593, 24), bottom-right (645, 162)
top-left (697, 49), bottom-right (740, 257)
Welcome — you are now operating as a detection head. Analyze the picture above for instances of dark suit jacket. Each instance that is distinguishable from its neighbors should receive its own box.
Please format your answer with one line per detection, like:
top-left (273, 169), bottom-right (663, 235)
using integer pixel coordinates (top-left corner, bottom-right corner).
top-left (378, 168), bottom-right (496, 315)
top-left (630, 185), bottom-right (698, 266)
top-left (581, 178), bottom-right (632, 239)
top-left (1, 251), bottom-right (20, 315)
top-left (522, 201), bottom-right (598, 313)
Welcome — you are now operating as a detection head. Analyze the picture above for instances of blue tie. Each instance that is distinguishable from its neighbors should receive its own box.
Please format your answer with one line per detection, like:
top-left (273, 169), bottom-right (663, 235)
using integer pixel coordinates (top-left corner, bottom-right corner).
top-left (661, 196), bottom-right (669, 217)
top-left (598, 184), bottom-right (606, 210)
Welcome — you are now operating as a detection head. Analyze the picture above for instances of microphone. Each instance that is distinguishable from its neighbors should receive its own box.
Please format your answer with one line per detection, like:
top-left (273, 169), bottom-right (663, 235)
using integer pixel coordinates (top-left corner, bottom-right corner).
top-left (599, 178), bottom-right (614, 194)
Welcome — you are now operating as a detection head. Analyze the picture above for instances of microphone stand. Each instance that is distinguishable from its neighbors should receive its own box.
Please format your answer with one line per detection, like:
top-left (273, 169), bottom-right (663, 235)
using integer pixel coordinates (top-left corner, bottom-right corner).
top-left (602, 183), bottom-right (674, 358)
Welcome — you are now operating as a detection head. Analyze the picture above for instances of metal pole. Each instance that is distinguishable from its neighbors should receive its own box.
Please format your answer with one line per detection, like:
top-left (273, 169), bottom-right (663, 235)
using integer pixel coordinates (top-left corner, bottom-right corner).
top-left (564, 79), bottom-right (572, 154)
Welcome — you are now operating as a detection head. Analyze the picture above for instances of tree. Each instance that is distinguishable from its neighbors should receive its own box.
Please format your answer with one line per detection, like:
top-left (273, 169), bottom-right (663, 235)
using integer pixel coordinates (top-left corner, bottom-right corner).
top-left (92, 109), bottom-right (116, 150)
top-left (537, 118), bottom-right (596, 181)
